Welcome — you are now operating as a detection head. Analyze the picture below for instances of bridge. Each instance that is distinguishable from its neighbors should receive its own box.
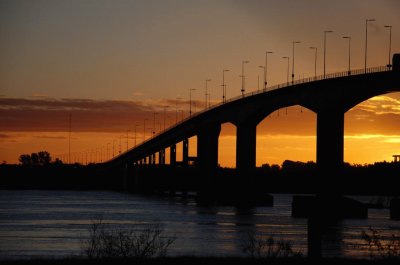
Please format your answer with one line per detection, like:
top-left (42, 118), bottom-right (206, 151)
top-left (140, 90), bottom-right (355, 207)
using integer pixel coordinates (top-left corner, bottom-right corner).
top-left (103, 55), bottom-right (400, 205)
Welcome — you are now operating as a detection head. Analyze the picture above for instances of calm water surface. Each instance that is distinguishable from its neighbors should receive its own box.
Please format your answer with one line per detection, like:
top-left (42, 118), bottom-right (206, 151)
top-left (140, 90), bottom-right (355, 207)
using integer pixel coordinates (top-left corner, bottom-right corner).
top-left (0, 190), bottom-right (399, 259)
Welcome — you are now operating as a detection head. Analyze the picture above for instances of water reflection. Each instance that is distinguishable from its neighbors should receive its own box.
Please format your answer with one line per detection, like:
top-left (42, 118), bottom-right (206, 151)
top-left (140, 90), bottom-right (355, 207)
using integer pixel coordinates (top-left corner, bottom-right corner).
top-left (0, 190), bottom-right (399, 260)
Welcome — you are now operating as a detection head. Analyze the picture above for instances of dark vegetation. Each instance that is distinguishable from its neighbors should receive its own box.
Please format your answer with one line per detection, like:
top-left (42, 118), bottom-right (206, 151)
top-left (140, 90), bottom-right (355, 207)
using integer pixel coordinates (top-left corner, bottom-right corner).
top-left (1, 152), bottom-right (399, 196)
top-left (81, 218), bottom-right (176, 259)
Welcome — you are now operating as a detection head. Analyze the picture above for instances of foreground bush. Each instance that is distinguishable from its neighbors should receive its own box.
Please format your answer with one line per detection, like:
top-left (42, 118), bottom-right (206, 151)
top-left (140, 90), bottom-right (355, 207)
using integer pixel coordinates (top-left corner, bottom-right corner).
top-left (241, 231), bottom-right (302, 258)
top-left (361, 227), bottom-right (400, 259)
top-left (81, 218), bottom-right (176, 259)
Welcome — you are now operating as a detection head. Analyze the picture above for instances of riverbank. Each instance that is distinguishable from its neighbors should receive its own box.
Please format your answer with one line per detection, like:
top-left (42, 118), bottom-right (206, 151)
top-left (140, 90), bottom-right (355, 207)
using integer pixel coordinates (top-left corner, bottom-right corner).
top-left (1, 257), bottom-right (399, 265)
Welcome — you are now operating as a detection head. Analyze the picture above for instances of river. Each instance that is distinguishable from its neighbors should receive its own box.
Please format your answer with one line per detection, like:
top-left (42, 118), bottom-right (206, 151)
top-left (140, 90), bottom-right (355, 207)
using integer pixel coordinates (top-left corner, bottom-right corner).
top-left (0, 190), bottom-right (399, 260)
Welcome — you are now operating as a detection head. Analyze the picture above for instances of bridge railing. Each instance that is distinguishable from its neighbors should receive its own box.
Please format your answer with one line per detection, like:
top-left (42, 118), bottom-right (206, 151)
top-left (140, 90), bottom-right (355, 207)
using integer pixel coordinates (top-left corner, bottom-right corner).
top-left (110, 65), bottom-right (390, 161)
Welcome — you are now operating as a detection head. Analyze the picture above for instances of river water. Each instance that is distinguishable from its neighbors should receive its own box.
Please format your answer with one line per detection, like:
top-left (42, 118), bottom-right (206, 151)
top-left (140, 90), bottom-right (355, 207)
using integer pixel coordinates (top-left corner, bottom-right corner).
top-left (0, 190), bottom-right (399, 260)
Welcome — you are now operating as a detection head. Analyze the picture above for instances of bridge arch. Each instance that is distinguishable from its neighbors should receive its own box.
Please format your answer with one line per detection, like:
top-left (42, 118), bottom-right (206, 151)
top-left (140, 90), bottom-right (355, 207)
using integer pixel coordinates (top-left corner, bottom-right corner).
top-left (256, 105), bottom-right (317, 167)
top-left (344, 92), bottom-right (400, 164)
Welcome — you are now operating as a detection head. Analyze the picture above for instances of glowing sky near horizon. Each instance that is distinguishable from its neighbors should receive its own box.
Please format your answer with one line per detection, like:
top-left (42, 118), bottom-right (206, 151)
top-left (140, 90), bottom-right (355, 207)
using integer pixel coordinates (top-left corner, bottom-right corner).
top-left (1, 0), bottom-right (400, 165)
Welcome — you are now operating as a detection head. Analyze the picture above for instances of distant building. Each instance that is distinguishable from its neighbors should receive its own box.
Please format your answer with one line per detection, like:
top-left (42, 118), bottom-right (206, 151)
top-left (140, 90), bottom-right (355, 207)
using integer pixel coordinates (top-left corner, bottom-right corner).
top-left (393, 155), bottom-right (400, 162)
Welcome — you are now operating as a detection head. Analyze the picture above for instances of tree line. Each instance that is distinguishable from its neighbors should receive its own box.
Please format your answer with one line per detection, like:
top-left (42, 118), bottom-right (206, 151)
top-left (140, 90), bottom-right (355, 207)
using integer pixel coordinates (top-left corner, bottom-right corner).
top-left (18, 151), bottom-right (62, 166)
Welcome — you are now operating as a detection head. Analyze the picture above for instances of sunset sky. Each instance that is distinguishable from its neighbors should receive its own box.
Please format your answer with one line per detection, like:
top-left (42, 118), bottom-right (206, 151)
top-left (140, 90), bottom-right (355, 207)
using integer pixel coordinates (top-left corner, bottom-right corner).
top-left (1, 0), bottom-right (400, 166)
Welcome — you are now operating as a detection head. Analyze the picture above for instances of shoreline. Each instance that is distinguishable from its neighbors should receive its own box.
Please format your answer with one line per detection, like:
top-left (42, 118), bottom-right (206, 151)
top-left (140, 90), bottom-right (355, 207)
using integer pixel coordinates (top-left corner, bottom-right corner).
top-left (1, 257), bottom-right (399, 265)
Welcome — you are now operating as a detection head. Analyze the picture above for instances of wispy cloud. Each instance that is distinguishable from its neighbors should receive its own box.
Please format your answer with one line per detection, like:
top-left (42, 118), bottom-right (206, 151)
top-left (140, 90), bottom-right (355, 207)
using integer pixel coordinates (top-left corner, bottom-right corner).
top-left (0, 97), bottom-right (202, 133)
top-left (357, 95), bottom-right (400, 115)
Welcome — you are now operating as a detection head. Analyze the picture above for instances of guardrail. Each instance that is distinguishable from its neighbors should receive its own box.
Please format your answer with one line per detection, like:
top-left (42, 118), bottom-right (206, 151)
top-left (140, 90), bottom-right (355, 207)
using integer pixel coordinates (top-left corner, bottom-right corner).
top-left (110, 65), bottom-right (391, 161)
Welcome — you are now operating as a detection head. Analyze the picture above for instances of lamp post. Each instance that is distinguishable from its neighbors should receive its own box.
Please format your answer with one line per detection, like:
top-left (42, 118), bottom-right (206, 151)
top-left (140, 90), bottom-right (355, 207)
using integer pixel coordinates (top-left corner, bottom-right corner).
top-left (343, 36), bottom-right (351, 75)
top-left (292, 41), bottom-right (301, 84)
top-left (175, 97), bottom-right (181, 123)
top-left (112, 140), bottom-right (115, 157)
top-left (119, 135), bottom-right (122, 154)
top-left (240, 60), bottom-right (249, 97)
top-left (365, 19), bottom-right (376, 72)
top-left (265, 51), bottom-right (273, 89)
top-left (134, 124), bottom-right (139, 147)
top-left (258, 66), bottom-right (265, 92)
top-left (152, 112), bottom-right (158, 135)
top-left (282, 56), bottom-right (290, 86)
top-left (222, 69), bottom-right (229, 103)
top-left (309, 47), bottom-right (317, 79)
top-left (205, 79), bottom-right (211, 109)
top-left (189, 88), bottom-right (196, 116)
top-left (143, 118), bottom-right (148, 142)
top-left (384, 25), bottom-right (392, 68)
top-left (324, 30), bottom-right (333, 78)
top-left (106, 143), bottom-right (110, 160)
top-left (163, 106), bottom-right (168, 130)
top-left (126, 130), bottom-right (130, 151)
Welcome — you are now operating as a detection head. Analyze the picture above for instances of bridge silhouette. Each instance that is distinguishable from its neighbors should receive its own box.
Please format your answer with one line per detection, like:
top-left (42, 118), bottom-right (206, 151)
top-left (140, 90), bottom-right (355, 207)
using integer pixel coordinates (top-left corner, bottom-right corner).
top-left (102, 55), bottom-right (399, 208)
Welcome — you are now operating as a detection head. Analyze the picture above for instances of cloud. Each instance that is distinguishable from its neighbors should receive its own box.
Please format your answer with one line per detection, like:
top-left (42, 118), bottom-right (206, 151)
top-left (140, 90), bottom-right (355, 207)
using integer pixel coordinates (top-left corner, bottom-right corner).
top-left (0, 133), bottom-right (11, 139)
top-left (0, 97), bottom-right (197, 133)
top-left (357, 95), bottom-right (400, 115)
top-left (1, 94), bottom-right (399, 136)
top-left (34, 135), bottom-right (67, 140)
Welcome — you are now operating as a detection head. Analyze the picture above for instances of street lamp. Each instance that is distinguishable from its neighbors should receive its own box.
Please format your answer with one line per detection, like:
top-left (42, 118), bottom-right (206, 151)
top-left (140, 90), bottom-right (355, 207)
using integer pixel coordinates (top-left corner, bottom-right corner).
top-left (384, 25), bottom-right (392, 68)
top-left (126, 130), bottom-right (130, 151)
top-left (205, 79), bottom-right (211, 109)
top-left (222, 69), bottom-right (229, 103)
top-left (152, 112), bottom-right (158, 135)
top-left (240, 60), bottom-right (249, 97)
top-left (258, 66), bottom-right (265, 92)
top-left (292, 41), bottom-right (301, 84)
top-left (343, 36), bottom-right (351, 75)
top-left (324, 30), bottom-right (333, 78)
top-left (175, 97), bottom-right (181, 123)
top-left (119, 135), bottom-right (122, 154)
top-left (282, 56), bottom-right (290, 86)
top-left (134, 124), bottom-right (139, 147)
top-left (309, 47), bottom-right (317, 79)
top-left (365, 18), bottom-right (376, 72)
top-left (265, 51), bottom-right (273, 89)
top-left (163, 106), bottom-right (168, 130)
top-left (189, 88), bottom-right (196, 116)
top-left (143, 118), bottom-right (148, 142)
top-left (106, 143), bottom-right (110, 160)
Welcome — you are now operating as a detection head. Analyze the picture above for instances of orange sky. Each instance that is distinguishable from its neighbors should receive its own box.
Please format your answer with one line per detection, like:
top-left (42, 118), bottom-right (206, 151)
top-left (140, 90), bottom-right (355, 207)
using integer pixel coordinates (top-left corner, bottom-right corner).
top-left (1, 1), bottom-right (400, 166)
top-left (1, 94), bottom-right (400, 166)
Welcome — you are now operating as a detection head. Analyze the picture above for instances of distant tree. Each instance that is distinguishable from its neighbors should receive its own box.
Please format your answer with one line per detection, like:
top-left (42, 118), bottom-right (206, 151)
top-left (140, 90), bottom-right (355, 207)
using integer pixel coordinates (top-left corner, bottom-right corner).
top-left (38, 151), bottom-right (51, 165)
top-left (31, 153), bottom-right (39, 165)
top-left (18, 151), bottom-right (53, 166)
top-left (19, 154), bottom-right (32, 166)
top-left (53, 158), bottom-right (63, 165)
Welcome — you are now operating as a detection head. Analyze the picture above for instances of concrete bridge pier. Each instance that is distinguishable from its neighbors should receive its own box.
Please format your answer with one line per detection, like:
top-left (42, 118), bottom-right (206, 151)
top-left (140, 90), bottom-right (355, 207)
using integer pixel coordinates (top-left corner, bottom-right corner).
top-left (316, 109), bottom-right (344, 192)
top-left (158, 149), bottom-right (165, 165)
top-left (183, 138), bottom-right (189, 166)
top-left (294, 109), bottom-right (367, 221)
top-left (236, 121), bottom-right (257, 177)
top-left (232, 121), bottom-right (274, 206)
top-left (196, 124), bottom-right (221, 201)
top-left (170, 144), bottom-right (176, 165)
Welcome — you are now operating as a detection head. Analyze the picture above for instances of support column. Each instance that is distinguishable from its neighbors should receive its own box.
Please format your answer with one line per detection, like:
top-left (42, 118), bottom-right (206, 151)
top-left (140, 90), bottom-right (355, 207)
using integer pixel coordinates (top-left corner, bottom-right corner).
top-left (152, 153), bottom-right (156, 165)
top-left (182, 138), bottom-right (189, 166)
top-left (159, 149), bottom-right (165, 165)
top-left (170, 144), bottom-right (176, 165)
top-left (236, 122), bottom-right (257, 176)
top-left (316, 110), bottom-right (344, 183)
top-left (197, 124), bottom-right (221, 172)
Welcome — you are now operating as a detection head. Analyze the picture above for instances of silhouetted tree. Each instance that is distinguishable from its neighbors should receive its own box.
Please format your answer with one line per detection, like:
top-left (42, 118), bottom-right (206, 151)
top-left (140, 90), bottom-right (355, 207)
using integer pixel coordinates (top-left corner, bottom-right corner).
top-left (19, 154), bottom-right (32, 166)
top-left (18, 151), bottom-right (52, 166)
top-left (38, 151), bottom-right (51, 165)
